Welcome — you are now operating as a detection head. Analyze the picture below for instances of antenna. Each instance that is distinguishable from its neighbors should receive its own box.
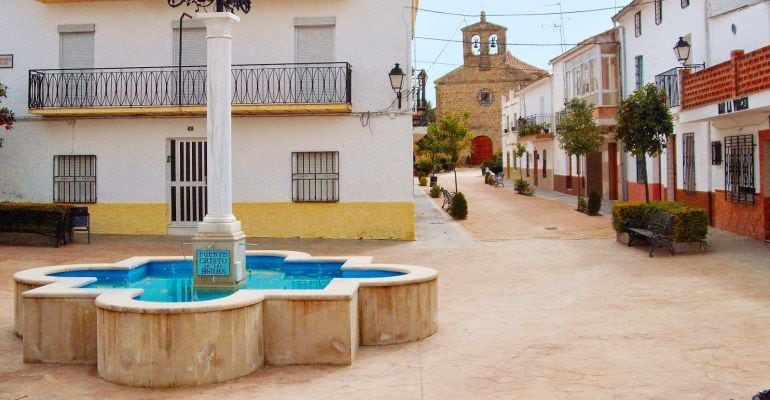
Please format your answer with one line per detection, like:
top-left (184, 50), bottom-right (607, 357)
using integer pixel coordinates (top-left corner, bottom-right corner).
top-left (543, 2), bottom-right (566, 52)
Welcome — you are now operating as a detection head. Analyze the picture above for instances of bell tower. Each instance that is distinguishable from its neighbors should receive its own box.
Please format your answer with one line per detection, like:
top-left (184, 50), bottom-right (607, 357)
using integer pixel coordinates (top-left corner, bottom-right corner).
top-left (461, 11), bottom-right (507, 70)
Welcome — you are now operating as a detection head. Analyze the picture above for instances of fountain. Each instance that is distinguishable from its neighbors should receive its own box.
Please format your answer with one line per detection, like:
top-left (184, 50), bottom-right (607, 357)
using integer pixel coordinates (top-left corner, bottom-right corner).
top-left (12, 4), bottom-right (438, 388)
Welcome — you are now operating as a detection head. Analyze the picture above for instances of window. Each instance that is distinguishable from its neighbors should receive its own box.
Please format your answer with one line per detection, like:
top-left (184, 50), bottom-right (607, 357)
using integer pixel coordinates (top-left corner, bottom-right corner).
top-left (488, 34), bottom-right (498, 55)
top-left (564, 47), bottom-right (602, 101)
top-left (470, 34), bottom-right (481, 56)
top-left (634, 55), bottom-right (644, 90)
top-left (53, 155), bottom-right (97, 203)
top-left (654, 0), bottom-right (662, 25)
top-left (636, 155), bottom-right (646, 183)
top-left (681, 0), bottom-right (690, 8)
top-left (682, 133), bottom-right (695, 192)
top-left (477, 89), bottom-right (494, 106)
top-left (59, 25), bottom-right (94, 69)
top-left (542, 150), bottom-right (547, 178)
top-left (172, 26), bottom-right (207, 104)
top-left (292, 152), bottom-right (339, 202)
top-left (295, 17), bottom-right (335, 63)
top-left (724, 135), bottom-right (755, 204)
top-left (634, 11), bottom-right (642, 37)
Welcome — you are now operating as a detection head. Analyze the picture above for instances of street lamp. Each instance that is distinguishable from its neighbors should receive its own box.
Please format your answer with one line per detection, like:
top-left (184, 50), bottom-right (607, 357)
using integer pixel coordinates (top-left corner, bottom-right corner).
top-left (417, 69), bottom-right (427, 108)
top-left (168, 0), bottom-right (251, 13)
top-left (673, 36), bottom-right (691, 66)
top-left (389, 63), bottom-right (406, 109)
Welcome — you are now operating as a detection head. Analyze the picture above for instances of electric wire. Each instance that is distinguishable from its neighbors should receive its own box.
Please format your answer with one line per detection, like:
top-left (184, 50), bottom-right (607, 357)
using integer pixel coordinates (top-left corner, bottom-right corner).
top-left (413, 1), bottom-right (651, 18)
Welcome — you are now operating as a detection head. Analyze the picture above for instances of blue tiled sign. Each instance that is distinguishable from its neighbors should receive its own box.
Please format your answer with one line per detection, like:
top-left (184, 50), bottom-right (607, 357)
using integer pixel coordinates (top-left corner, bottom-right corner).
top-left (196, 249), bottom-right (230, 276)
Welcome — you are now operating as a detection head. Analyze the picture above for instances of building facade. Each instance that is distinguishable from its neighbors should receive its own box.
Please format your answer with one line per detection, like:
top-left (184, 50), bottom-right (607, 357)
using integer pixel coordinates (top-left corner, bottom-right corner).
top-left (435, 12), bottom-right (547, 165)
top-left (0, 0), bottom-right (418, 240)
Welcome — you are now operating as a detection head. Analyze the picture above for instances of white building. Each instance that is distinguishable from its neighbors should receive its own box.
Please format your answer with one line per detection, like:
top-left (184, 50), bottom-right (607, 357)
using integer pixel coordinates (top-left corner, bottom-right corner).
top-left (613, 0), bottom-right (770, 240)
top-left (0, 0), bottom-right (418, 240)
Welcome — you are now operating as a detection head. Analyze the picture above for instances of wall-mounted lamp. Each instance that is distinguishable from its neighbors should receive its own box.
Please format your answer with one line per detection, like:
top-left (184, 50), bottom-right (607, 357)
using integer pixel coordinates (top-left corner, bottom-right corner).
top-left (674, 36), bottom-right (691, 66)
top-left (389, 63), bottom-right (405, 109)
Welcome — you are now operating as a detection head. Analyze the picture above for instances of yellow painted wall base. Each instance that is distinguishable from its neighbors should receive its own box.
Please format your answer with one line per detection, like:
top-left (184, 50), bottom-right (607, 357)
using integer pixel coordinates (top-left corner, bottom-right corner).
top-left (88, 203), bottom-right (168, 235)
top-left (234, 202), bottom-right (415, 240)
top-left (87, 202), bottom-right (415, 240)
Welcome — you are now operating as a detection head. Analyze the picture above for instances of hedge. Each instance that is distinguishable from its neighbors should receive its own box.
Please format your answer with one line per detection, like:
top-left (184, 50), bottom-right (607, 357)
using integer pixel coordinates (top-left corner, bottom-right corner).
top-left (612, 201), bottom-right (708, 242)
top-left (0, 202), bottom-right (75, 242)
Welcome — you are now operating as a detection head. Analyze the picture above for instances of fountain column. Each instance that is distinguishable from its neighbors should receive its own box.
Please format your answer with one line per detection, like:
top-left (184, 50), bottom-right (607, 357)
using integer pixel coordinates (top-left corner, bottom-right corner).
top-left (192, 12), bottom-right (246, 288)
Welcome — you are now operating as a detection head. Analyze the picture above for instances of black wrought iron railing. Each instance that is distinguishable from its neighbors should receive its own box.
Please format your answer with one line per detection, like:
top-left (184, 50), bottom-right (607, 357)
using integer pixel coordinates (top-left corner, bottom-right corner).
top-left (654, 64), bottom-right (704, 108)
top-left (515, 114), bottom-right (560, 133)
top-left (29, 62), bottom-right (352, 110)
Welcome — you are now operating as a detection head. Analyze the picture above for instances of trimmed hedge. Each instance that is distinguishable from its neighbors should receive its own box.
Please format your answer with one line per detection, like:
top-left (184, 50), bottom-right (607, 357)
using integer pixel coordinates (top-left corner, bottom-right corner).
top-left (0, 202), bottom-right (76, 246)
top-left (612, 201), bottom-right (708, 242)
top-left (449, 192), bottom-right (468, 219)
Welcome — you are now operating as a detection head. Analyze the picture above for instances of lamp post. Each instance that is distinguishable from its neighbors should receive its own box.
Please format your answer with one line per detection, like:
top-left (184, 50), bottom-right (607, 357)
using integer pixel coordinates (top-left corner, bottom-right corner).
top-left (168, 0), bottom-right (251, 13)
top-left (417, 69), bottom-right (427, 109)
top-left (389, 63), bottom-right (405, 109)
top-left (673, 37), bottom-right (691, 66)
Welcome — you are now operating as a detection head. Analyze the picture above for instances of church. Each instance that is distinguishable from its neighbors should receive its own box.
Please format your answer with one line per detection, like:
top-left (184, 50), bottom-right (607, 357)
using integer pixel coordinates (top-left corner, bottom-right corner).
top-left (435, 12), bottom-right (548, 164)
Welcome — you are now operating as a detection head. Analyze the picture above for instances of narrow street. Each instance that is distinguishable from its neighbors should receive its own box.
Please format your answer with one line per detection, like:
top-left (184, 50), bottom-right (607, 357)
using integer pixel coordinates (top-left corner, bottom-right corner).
top-left (2, 169), bottom-right (770, 399)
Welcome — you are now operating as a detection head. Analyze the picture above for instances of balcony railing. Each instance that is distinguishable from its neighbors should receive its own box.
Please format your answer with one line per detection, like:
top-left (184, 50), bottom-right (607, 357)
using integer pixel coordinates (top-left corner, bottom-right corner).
top-left (28, 62), bottom-right (351, 112)
top-left (515, 114), bottom-right (560, 134)
top-left (654, 65), bottom-right (704, 108)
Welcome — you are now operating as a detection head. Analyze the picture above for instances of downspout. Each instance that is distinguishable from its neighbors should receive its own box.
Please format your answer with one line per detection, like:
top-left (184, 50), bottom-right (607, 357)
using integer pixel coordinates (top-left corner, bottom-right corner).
top-left (617, 25), bottom-right (629, 201)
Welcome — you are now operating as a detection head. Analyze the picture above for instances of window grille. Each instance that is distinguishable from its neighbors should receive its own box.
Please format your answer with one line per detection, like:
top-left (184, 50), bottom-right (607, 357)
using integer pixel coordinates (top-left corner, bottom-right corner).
top-left (634, 56), bottom-right (644, 90)
top-left (292, 152), bottom-right (339, 202)
top-left (634, 11), bottom-right (642, 37)
top-left (654, 0), bottom-right (662, 25)
top-left (681, 0), bottom-right (690, 8)
top-left (53, 155), bottom-right (97, 203)
top-left (682, 133), bottom-right (695, 192)
top-left (636, 155), bottom-right (646, 183)
top-left (711, 141), bottom-right (722, 165)
top-left (724, 135), bottom-right (756, 204)
top-left (542, 150), bottom-right (547, 178)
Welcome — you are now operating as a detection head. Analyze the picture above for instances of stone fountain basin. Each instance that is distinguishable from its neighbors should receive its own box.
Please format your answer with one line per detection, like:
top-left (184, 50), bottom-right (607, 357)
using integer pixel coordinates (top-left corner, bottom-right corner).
top-left (13, 250), bottom-right (438, 388)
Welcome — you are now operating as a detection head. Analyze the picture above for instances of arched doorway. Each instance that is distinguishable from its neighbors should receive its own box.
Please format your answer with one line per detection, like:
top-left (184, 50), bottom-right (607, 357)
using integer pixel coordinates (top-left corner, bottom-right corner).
top-left (471, 135), bottom-right (493, 165)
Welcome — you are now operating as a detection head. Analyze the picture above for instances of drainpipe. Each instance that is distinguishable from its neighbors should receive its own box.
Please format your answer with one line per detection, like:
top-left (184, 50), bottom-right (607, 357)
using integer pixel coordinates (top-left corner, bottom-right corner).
top-left (617, 25), bottom-right (628, 201)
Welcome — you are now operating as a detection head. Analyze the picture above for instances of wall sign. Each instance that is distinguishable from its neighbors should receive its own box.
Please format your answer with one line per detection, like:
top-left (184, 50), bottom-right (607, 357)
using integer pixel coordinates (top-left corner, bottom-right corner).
top-left (196, 249), bottom-right (230, 276)
top-left (718, 97), bottom-right (749, 115)
top-left (0, 55), bottom-right (12, 69)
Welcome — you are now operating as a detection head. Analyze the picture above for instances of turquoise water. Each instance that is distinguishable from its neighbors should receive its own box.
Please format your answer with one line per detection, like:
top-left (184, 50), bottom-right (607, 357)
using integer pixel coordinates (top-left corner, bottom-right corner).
top-left (50, 255), bottom-right (403, 303)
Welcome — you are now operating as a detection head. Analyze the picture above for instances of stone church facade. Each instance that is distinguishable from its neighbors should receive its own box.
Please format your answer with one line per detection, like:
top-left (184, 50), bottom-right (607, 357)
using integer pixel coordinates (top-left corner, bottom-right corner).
top-left (435, 12), bottom-right (548, 164)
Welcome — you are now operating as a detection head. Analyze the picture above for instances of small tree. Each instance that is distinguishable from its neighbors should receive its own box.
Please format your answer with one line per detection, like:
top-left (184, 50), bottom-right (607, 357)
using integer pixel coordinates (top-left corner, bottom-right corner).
top-left (0, 82), bottom-right (15, 131)
top-left (417, 124), bottom-right (444, 177)
top-left (513, 142), bottom-right (526, 171)
top-left (428, 110), bottom-right (473, 192)
top-left (616, 84), bottom-right (674, 202)
top-left (556, 98), bottom-right (603, 207)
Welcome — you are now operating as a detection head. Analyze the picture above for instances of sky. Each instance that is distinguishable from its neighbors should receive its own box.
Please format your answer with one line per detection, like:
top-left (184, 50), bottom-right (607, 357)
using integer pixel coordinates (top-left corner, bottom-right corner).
top-left (414, 0), bottom-right (627, 104)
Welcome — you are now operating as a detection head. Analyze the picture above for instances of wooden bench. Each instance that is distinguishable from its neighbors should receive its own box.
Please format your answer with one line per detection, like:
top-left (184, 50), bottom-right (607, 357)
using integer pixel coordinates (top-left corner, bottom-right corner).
top-left (626, 210), bottom-right (675, 257)
top-left (493, 173), bottom-right (504, 187)
top-left (441, 188), bottom-right (455, 209)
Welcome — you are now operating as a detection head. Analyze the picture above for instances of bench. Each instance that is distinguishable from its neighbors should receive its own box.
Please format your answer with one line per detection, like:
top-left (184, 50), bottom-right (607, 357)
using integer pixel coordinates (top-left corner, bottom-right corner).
top-left (493, 173), bottom-right (504, 187)
top-left (0, 209), bottom-right (68, 247)
top-left (626, 210), bottom-right (675, 257)
top-left (441, 188), bottom-right (455, 209)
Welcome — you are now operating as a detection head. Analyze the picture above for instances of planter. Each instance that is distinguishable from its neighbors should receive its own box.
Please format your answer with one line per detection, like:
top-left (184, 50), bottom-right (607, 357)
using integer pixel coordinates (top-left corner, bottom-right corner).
top-left (616, 232), bottom-right (707, 254)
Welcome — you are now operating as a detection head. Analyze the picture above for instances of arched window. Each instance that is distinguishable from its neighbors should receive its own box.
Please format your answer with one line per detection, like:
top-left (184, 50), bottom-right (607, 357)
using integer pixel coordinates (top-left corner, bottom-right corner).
top-left (471, 35), bottom-right (481, 56)
top-left (488, 34), bottom-right (499, 55)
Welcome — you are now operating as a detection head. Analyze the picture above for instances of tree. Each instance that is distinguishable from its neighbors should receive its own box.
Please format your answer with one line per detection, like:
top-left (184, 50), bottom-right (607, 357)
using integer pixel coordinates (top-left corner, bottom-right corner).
top-left (513, 142), bottom-right (526, 172)
top-left (616, 84), bottom-right (674, 202)
top-left (556, 98), bottom-right (603, 207)
top-left (0, 82), bottom-right (15, 131)
top-left (416, 125), bottom-right (444, 177)
top-left (428, 110), bottom-right (473, 192)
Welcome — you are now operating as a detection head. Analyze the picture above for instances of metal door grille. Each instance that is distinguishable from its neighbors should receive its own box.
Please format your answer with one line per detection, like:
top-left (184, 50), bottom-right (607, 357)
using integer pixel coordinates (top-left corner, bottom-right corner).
top-left (724, 135), bottom-right (756, 204)
top-left (169, 139), bottom-right (207, 224)
top-left (292, 151), bottom-right (339, 202)
top-left (682, 133), bottom-right (695, 193)
top-left (53, 155), bottom-right (96, 203)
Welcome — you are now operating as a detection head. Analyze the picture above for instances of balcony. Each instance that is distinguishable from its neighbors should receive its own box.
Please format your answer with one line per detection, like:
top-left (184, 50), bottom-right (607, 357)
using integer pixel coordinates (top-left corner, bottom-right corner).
top-left (516, 114), bottom-right (560, 136)
top-left (654, 65), bottom-right (704, 108)
top-left (682, 46), bottom-right (770, 109)
top-left (28, 62), bottom-right (352, 117)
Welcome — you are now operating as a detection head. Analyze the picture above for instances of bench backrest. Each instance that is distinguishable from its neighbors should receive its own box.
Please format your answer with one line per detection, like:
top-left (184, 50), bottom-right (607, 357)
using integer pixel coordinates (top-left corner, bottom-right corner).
top-left (647, 210), bottom-right (674, 236)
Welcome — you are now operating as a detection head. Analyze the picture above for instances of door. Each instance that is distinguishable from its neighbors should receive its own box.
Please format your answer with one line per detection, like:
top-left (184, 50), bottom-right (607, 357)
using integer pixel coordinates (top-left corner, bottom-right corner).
top-left (608, 142), bottom-right (618, 200)
top-left (168, 139), bottom-right (207, 229)
top-left (471, 135), bottom-right (493, 165)
top-left (586, 152), bottom-right (603, 197)
top-left (533, 150), bottom-right (539, 185)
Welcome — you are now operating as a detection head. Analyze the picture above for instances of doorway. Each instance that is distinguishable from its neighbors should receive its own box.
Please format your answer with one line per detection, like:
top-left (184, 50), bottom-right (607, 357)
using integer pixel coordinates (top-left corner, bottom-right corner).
top-left (168, 139), bottom-right (208, 232)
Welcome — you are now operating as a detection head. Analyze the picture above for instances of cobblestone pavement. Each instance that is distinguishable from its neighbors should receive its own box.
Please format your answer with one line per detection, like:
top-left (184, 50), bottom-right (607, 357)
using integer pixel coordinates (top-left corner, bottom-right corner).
top-left (2, 169), bottom-right (770, 399)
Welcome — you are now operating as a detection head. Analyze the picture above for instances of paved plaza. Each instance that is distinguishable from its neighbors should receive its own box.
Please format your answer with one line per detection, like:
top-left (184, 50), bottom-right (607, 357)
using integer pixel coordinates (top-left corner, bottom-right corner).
top-left (2, 169), bottom-right (770, 399)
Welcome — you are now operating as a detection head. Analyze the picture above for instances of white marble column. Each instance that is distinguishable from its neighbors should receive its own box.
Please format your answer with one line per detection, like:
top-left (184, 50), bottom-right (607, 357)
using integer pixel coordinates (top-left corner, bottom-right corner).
top-left (199, 12), bottom-right (239, 226)
top-left (192, 12), bottom-right (246, 287)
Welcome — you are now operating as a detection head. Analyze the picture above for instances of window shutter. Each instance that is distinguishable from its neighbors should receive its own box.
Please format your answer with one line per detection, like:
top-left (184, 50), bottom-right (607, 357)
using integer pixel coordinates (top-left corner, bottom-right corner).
top-left (172, 28), bottom-right (207, 66)
top-left (60, 32), bottom-right (94, 69)
top-left (295, 26), bottom-right (334, 63)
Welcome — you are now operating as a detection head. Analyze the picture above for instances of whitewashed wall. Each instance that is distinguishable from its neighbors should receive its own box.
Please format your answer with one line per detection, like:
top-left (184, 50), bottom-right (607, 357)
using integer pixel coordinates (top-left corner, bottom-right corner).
top-left (708, 1), bottom-right (770, 64)
top-left (0, 0), bottom-right (414, 204)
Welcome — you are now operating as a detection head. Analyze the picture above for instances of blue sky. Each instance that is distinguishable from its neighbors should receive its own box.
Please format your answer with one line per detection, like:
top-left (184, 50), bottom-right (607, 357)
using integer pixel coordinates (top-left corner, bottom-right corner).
top-left (414, 0), bottom-right (627, 104)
